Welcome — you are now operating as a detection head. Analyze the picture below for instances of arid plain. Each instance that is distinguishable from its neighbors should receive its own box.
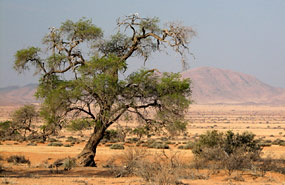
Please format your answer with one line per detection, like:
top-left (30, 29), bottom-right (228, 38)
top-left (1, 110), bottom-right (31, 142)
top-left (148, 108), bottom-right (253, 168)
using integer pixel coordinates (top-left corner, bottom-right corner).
top-left (0, 104), bottom-right (284, 185)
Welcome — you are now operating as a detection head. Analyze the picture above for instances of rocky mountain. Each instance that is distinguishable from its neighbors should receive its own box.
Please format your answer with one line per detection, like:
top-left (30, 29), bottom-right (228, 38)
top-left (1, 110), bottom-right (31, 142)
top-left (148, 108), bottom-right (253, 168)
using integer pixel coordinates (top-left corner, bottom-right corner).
top-left (182, 67), bottom-right (285, 105)
top-left (0, 67), bottom-right (285, 105)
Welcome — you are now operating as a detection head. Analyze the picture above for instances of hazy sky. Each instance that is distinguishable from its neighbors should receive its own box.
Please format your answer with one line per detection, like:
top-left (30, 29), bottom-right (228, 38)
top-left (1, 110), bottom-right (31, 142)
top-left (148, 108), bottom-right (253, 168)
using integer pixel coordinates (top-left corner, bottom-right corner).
top-left (1, 0), bottom-right (285, 88)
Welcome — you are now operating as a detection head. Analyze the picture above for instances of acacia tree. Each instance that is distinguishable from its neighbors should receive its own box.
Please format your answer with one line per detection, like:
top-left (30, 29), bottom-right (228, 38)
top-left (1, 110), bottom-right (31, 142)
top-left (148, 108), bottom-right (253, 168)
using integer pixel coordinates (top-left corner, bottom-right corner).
top-left (14, 15), bottom-right (196, 167)
top-left (11, 104), bottom-right (38, 140)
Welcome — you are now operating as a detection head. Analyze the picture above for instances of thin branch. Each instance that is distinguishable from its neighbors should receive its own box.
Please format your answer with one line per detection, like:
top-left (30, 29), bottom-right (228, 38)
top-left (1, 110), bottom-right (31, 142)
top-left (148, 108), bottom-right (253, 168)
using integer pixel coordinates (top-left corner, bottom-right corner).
top-left (68, 107), bottom-right (96, 119)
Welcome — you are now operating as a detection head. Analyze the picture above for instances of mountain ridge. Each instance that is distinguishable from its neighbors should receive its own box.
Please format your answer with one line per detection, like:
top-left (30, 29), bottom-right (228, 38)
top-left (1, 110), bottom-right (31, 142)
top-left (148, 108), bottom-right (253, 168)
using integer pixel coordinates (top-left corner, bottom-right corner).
top-left (0, 67), bottom-right (284, 105)
top-left (182, 67), bottom-right (285, 105)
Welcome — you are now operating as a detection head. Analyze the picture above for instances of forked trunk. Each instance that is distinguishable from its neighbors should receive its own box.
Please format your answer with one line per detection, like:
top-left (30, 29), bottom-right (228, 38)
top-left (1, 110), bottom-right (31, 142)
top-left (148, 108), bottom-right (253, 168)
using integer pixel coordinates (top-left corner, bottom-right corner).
top-left (76, 124), bottom-right (106, 167)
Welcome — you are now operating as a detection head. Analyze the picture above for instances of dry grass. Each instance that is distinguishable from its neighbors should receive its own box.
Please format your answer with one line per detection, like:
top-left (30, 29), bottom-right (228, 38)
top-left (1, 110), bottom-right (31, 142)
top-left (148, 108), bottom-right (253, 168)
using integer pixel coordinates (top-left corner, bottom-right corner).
top-left (0, 104), bottom-right (284, 184)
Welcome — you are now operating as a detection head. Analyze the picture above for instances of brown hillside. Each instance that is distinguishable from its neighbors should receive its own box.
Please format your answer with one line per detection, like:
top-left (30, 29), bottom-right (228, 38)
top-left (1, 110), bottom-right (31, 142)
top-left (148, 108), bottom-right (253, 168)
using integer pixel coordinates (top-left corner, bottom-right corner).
top-left (182, 67), bottom-right (285, 105)
top-left (0, 84), bottom-right (38, 106)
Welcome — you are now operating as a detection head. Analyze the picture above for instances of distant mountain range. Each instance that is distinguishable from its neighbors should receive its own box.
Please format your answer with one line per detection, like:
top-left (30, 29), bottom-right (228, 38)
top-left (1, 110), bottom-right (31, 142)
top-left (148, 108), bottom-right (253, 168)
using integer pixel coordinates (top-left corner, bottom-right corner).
top-left (182, 67), bottom-right (285, 105)
top-left (0, 84), bottom-right (39, 106)
top-left (1, 67), bottom-right (285, 105)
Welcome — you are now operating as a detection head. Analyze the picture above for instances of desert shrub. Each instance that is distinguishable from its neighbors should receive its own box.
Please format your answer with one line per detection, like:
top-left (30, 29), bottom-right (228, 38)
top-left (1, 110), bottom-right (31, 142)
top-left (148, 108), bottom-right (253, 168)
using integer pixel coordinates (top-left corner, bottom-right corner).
top-left (48, 142), bottom-right (63, 147)
top-left (193, 130), bottom-right (261, 156)
top-left (178, 141), bottom-right (194, 150)
top-left (64, 144), bottom-right (72, 147)
top-left (49, 157), bottom-right (76, 172)
top-left (223, 131), bottom-right (261, 155)
top-left (257, 157), bottom-right (285, 176)
top-left (0, 121), bottom-right (11, 130)
top-left (103, 129), bottom-right (119, 142)
top-left (222, 147), bottom-right (253, 175)
top-left (132, 126), bottom-right (149, 140)
top-left (191, 130), bottom-right (262, 175)
top-left (259, 142), bottom-right (272, 147)
top-left (7, 155), bottom-right (30, 165)
top-left (125, 137), bottom-right (139, 144)
top-left (192, 130), bottom-right (224, 155)
top-left (65, 136), bottom-right (79, 143)
top-left (190, 156), bottom-right (209, 171)
top-left (48, 138), bottom-right (58, 142)
top-left (147, 142), bottom-right (169, 149)
top-left (110, 143), bottom-right (124, 150)
top-left (164, 119), bottom-right (187, 137)
top-left (198, 147), bottom-right (227, 161)
top-left (258, 157), bottom-right (276, 177)
top-left (107, 147), bottom-right (149, 177)
top-left (115, 126), bottom-right (132, 142)
top-left (27, 142), bottom-right (37, 146)
top-left (62, 157), bottom-right (76, 171)
top-left (0, 121), bottom-right (21, 141)
top-left (272, 139), bottom-right (285, 145)
top-left (135, 152), bottom-right (185, 185)
top-left (108, 148), bottom-right (185, 184)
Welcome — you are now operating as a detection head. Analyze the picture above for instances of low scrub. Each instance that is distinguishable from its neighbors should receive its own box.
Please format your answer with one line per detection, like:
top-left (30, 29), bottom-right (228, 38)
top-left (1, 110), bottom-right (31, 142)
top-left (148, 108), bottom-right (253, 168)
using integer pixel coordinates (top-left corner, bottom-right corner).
top-left (191, 130), bottom-right (262, 175)
top-left (110, 143), bottom-right (124, 150)
top-left (7, 155), bottom-right (30, 165)
top-left (49, 157), bottom-right (76, 172)
top-left (107, 147), bottom-right (187, 185)
top-left (178, 141), bottom-right (194, 150)
top-left (258, 156), bottom-right (285, 176)
top-left (62, 157), bottom-right (76, 171)
top-left (65, 136), bottom-right (79, 143)
top-left (48, 142), bottom-right (63, 147)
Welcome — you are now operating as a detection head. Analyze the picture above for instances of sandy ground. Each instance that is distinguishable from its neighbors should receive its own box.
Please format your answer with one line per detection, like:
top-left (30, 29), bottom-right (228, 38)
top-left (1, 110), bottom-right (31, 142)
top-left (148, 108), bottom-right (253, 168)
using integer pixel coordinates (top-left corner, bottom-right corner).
top-left (0, 104), bottom-right (285, 184)
top-left (0, 143), bottom-right (284, 185)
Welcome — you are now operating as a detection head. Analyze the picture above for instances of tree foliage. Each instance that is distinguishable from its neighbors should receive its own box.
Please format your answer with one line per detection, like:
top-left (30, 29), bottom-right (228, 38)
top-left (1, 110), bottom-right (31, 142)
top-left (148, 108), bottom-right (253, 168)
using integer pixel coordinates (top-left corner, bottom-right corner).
top-left (11, 105), bottom-right (38, 140)
top-left (14, 15), bottom-right (196, 166)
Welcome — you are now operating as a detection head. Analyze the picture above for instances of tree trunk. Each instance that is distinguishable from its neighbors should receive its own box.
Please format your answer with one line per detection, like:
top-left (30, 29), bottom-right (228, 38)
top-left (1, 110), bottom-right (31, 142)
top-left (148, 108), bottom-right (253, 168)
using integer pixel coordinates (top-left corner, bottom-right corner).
top-left (76, 124), bottom-right (106, 167)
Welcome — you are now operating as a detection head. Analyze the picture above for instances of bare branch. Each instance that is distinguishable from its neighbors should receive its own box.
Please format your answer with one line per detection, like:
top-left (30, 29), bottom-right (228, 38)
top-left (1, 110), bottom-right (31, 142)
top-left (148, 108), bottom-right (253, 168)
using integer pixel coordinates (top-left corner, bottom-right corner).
top-left (68, 106), bottom-right (96, 120)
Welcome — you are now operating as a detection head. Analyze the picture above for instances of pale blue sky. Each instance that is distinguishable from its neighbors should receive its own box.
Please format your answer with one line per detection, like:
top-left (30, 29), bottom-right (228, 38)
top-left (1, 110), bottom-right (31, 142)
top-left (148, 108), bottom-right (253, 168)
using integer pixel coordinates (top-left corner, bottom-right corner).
top-left (1, 0), bottom-right (285, 88)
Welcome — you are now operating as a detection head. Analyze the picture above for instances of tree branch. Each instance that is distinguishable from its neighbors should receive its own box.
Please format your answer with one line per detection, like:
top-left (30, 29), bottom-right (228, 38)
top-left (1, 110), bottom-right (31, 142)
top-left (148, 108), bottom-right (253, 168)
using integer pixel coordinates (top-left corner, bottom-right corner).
top-left (68, 107), bottom-right (96, 119)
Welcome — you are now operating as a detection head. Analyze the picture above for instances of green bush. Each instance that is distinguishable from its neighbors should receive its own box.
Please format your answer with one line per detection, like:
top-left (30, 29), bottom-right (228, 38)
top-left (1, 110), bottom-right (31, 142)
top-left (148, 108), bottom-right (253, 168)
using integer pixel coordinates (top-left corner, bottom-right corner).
top-left (192, 130), bottom-right (262, 157)
top-left (192, 130), bottom-right (223, 155)
top-left (223, 131), bottom-right (261, 155)
top-left (0, 121), bottom-right (11, 130)
top-left (191, 130), bottom-right (262, 175)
